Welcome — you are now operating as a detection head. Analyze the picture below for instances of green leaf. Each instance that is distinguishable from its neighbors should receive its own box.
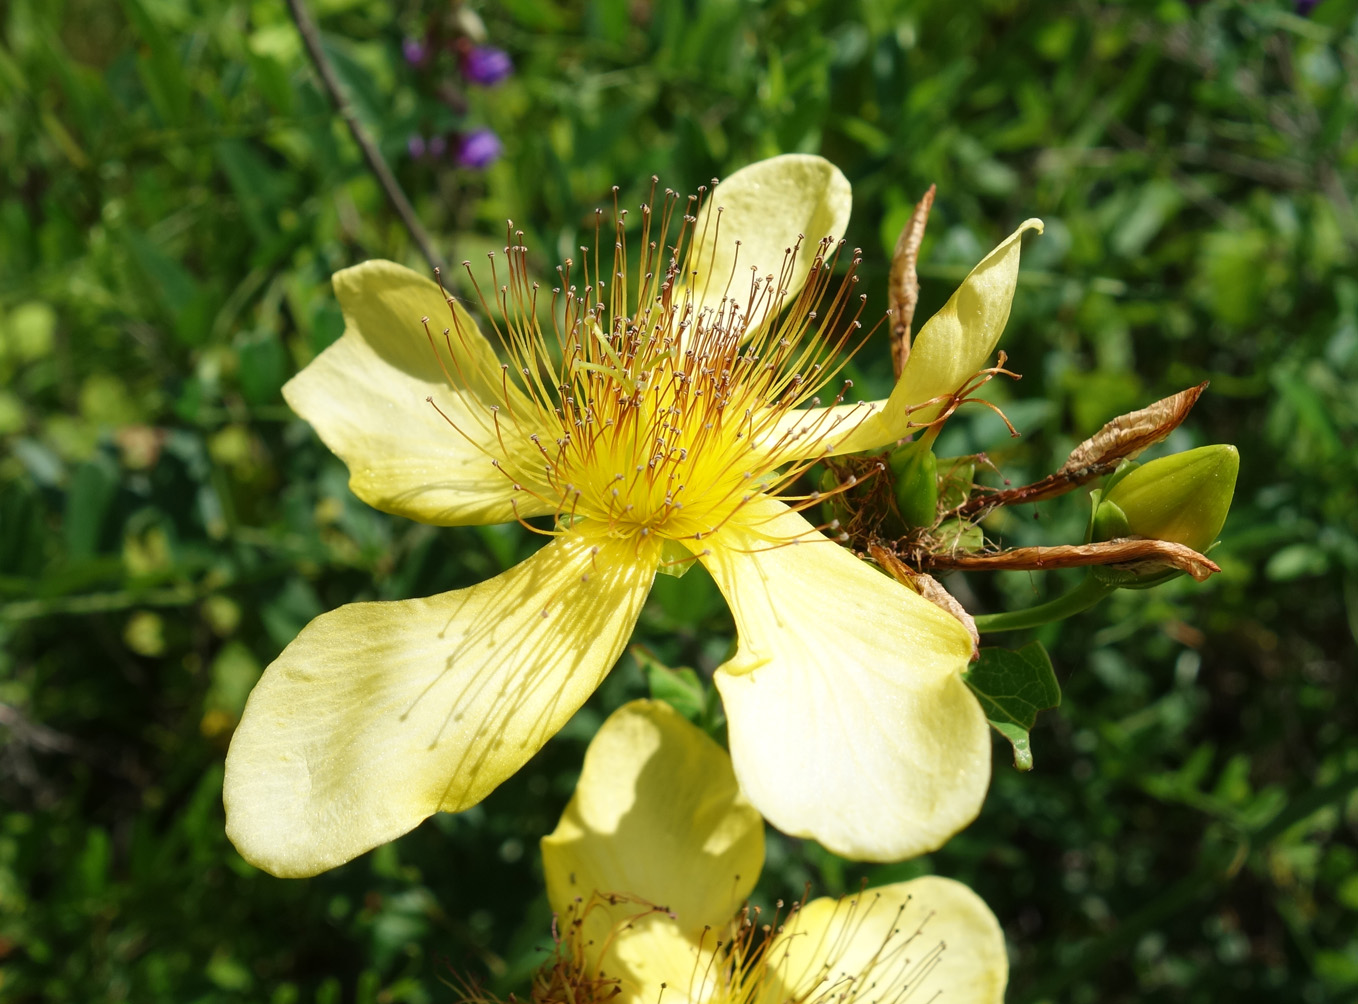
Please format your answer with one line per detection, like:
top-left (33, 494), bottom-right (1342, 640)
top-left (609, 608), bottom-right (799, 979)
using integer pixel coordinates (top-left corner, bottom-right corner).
top-left (634, 646), bottom-right (707, 723)
top-left (63, 454), bottom-right (119, 560)
top-left (633, 646), bottom-right (724, 737)
top-left (963, 642), bottom-right (1061, 770)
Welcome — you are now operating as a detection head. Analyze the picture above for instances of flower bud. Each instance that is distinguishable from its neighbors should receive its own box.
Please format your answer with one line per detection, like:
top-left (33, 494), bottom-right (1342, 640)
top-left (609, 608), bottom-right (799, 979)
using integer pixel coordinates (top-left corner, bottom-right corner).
top-left (461, 45), bottom-right (513, 86)
top-left (455, 128), bottom-right (503, 170)
top-left (888, 441), bottom-right (939, 529)
top-left (1096, 445), bottom-right (1239, 553)
top-left (402, 36), bottom-right (429, 67)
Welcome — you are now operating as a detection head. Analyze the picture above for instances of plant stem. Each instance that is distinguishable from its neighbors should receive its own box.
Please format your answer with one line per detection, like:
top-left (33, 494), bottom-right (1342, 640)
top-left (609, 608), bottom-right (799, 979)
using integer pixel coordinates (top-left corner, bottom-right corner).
top-left (284, 0), bottom-right (445, 272)
top-left (972, 575), bottom-right (1114, 633)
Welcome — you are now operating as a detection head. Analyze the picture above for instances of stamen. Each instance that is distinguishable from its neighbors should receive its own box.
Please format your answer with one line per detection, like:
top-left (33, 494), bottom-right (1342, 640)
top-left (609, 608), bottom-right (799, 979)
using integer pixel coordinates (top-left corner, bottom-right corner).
top-left (419, 173), bottom-right (939, 558)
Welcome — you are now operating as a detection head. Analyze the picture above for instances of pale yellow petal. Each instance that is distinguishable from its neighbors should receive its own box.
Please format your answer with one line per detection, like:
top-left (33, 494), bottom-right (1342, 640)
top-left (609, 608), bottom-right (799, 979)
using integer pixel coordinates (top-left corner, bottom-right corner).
top-left (758, 876), bottom-right (1007, 1004)
top-left (888, 218), bottom-right (1044, 423)
top-left (223, 523), bottom-right (659, 877)
top-left (686, 154), bottom-right (851, 326)
top-left (542, 699), bottom-right (763, 931)
top-left (751, 219), bottom-right (1043, 463)
top-left (577, 910), bottom-right (718, 1004)
top-left (284, 259), bottom-right (552, 526)
top-left (695, 497), bottom-right (990, 861)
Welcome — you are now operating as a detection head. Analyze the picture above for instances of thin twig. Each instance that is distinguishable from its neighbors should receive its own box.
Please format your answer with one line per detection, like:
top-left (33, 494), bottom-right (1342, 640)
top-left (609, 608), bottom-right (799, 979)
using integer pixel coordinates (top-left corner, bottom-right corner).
top-left (285, 0), bottom-right (446, 272)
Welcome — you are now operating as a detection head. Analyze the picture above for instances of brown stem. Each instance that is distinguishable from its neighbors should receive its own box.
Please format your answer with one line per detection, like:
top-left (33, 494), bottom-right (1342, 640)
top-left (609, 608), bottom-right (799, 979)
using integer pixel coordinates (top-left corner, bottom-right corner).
top-left (285, 0), bottom-right (446, 272)
top-left (949, 464), bottom-right (1118, 520)
top-left (924, 538), bottom-right (1221, 582)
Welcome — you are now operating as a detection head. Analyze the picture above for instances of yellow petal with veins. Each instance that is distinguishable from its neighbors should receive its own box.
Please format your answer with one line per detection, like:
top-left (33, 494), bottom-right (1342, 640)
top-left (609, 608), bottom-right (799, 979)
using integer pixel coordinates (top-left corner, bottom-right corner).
top-left (599, 912), bottom-right (716, 1004)
top-left (284, 259), bottom-right (552, 526)
top-left (542, 700), bottom-right (762, 958)
top-left (224, 522), bottom-right (658, 877)
top-left (758, 876), bottom-right (1008, 1004)
top-left (687, 154), bottom-right (852, 330)
top-left (696, 497), bottom-right (989, 861)
top-left (753, 219), bottom-right (1042, 463)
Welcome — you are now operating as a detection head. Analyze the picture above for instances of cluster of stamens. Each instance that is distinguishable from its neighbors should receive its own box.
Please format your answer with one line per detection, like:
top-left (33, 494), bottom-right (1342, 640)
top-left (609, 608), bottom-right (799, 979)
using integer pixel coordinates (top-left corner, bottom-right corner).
top-left (517, 888), bottom-right (950, 1004)
top-left (421, 179), bottom-right (888, 557)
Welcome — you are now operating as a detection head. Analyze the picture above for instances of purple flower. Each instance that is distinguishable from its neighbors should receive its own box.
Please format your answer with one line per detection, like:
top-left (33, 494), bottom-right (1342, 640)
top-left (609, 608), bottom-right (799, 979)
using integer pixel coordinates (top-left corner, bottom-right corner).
top-left (461, 46), bottom-right (513, 86)
top-left (407, 134), bottom-right (427, 159)
top-left (456, 129), bottom-right (503, 169)
top-left (402, 36), bottom-right (428, 67)
top-left (427, 135), bottom-right (448, 159)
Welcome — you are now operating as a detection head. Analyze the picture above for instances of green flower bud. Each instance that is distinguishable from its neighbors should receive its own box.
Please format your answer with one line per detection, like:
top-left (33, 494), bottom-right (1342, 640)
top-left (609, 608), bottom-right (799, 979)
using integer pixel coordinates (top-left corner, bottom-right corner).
top-left (889, 441), bottom-right (939, 529)
top-left (1096, 445), bottom-right (1239, 553)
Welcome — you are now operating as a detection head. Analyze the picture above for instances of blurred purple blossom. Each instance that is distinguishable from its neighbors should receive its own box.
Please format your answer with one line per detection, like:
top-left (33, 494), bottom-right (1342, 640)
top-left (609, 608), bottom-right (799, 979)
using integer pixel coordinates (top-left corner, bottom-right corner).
top-left (1294, 0), bottom-right (1319, 13)
top-left (406, 134), bottom-right (427, 159)
top-left (427, 135), bottom-right (448, 159)
top-left (461, 46), bottom-right (513, 86)
top-left (403, 36), bottom-right (429, 67)
top-left (456, 129), bottom-right (503, 169)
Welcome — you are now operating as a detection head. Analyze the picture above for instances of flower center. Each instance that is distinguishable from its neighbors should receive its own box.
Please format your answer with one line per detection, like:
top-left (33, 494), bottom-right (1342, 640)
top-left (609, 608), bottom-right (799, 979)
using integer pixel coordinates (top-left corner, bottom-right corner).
top-left (433, 184), bottom-right (875, 548)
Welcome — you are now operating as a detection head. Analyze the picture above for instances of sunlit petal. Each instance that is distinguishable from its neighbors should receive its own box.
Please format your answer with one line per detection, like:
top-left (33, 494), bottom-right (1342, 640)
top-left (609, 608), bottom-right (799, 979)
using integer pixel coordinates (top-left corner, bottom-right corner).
top-left (687, 154), bottom-right (852, 327)
top-left (542, 700), bottom-right (763, 931)
top-left (604, 912), bottom-right (716, 1004)
top-left (224, 523), bottom-right (658, 877)
top-left (695, 497), bottom-right (990, 861)
top-left (752, 219), bottom-right (1043, 463)
top-left (283, 259), bottom-right (552, 526)
top-left (759, 876), bottom-right (1008, 1004)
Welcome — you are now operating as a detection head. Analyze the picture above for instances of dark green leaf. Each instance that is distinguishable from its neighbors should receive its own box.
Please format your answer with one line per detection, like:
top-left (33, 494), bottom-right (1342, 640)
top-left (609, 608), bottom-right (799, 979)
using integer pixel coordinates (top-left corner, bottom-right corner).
top-left (964, 642), bottom-right (1061, 770)
top-left (63, 455), bottom-right (119, 560)
top-left (634, 645), bottom-right (707, 724)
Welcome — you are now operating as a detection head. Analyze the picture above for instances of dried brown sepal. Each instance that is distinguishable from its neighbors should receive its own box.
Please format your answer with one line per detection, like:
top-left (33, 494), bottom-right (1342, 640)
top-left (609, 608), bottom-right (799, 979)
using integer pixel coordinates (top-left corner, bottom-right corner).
top-left (888, 185), bottom-right (936, 378)
top-left (1058, 382), bottom-right (1209, 476)
top-left (923, 538), bottom-right (1221, 582)
top-left (868, 543), bottom-right (980, 660)
top-left (946, 383), bottom-right (1211, 522)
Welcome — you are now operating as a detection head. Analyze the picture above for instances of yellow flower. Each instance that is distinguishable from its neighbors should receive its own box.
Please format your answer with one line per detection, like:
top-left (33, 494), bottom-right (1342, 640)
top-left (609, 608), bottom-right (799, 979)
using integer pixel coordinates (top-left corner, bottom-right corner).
top-left (223, 154), bottom-right (1042, 877)
top-left (540, 700), bottom-right (1008, 1004)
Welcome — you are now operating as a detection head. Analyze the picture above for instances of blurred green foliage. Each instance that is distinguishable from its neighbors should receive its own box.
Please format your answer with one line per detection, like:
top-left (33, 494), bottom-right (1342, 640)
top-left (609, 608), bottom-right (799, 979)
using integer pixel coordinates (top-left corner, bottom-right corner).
top-left (2, 0), bottom-right (1357, 1001)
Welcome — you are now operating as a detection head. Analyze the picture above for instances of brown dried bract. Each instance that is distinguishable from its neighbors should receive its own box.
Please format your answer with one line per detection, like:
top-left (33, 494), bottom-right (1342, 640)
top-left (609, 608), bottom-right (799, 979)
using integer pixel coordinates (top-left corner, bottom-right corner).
top-left (949, 383), bottom-right (1209, 520)
top-left (869, 542), bottom-right (980, 659)
top-left (888, 185), bottom-right (936, 378)
top-left (923, 538), bottom-right (1221, 582)
top-left (1058, 382), bottom-right (1208, 476)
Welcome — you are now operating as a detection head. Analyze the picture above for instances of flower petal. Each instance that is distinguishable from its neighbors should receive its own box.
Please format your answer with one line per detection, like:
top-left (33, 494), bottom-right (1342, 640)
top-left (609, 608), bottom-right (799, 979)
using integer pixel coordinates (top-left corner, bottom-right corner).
top-left (542, 699), bottom-right (763, 931)
top-left (759, 876), bottom-right (1007, 1004)
top-left (687, 154), bottom-right (851, 325)
top-left (696, 497), bottom-right (990, 861)
top-left (888, 217), bottom-right (1044, 425)
top-left (594, 912), bottom-right (716, 1004)
top-left (284, 259), bottom-right (552, 526)
top-left (751, 219), bottom-right (1042, 463)
top-left (223, 523), bottom-right (659, 877)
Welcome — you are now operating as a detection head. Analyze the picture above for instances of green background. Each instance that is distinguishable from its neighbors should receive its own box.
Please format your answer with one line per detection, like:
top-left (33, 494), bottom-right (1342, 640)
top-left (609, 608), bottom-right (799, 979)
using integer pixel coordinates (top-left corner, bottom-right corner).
top-left (2, 0), bottom-right (1357, 1001)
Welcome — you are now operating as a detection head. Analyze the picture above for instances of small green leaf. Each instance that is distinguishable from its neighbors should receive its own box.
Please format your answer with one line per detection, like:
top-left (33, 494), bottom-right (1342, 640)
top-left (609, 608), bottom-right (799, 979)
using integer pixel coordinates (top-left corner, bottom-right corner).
top-left (634, 646), bottom-right (707, 723)
top-left (64, 454), bottom-right (119, 559)
top-left (963, 642), bottom-right (1061, 770)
